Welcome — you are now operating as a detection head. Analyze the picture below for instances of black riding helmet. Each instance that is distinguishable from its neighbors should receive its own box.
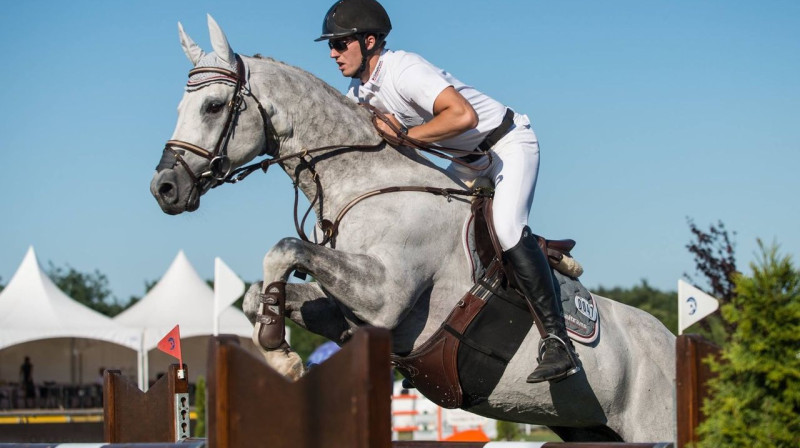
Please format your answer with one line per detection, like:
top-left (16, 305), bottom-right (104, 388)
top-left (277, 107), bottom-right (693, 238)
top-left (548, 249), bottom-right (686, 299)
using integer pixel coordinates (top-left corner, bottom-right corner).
top-left (315, 0), bottom-right (392, 78)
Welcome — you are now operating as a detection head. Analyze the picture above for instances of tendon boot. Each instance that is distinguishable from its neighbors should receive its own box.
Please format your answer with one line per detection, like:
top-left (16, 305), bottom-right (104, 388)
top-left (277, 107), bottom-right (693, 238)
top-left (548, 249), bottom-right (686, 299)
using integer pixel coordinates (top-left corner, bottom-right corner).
top-left (504, 226), bottom-right (580, 383)
top-left (254, 281), bottom-right (286, 350)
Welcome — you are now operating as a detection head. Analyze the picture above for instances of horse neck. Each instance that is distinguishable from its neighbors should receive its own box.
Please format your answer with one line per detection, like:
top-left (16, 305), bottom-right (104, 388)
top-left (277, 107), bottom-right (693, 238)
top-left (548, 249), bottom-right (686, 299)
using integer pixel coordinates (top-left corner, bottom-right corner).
top-left (247, 56), bottom-right (456, 210)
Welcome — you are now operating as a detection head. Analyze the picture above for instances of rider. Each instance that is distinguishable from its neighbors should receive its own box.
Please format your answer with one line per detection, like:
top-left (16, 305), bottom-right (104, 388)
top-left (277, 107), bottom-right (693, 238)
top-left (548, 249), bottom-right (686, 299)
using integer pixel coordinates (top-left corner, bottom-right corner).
top-left (315, 0), bottom-right (578, 383)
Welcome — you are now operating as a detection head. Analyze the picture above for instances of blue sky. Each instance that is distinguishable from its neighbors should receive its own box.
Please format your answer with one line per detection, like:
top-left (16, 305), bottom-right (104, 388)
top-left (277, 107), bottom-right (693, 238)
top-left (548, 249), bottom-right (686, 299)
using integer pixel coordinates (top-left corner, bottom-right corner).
top-left (1, 0), bottom-right (798, 303)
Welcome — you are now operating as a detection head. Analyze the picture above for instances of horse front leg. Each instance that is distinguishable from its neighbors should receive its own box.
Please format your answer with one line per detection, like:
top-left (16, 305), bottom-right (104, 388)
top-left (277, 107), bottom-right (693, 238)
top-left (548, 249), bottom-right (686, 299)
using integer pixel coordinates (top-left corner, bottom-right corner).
top-left (243, 280), bottom-right (350, 381)
top-left (253, 237), bottom-right (415, 358)
top-left (243, 281), bottom-right (351, 342)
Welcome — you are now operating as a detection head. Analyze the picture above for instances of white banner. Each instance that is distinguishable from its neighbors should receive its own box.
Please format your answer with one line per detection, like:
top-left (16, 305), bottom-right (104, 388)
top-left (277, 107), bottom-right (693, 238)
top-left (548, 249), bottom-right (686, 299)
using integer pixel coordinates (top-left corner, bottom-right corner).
top-left (444, 408), bottom-right (489, 427)
top-left (678, 279), bottom-right (719, 335)
top-left (213, 257), bottom-right (245, 335)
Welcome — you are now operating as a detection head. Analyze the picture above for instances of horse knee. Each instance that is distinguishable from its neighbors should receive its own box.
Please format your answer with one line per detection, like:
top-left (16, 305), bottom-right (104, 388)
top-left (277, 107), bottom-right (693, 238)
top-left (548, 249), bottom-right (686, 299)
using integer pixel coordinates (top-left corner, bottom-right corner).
top-left (263, 237), bottom-right (304, 277)
top-left (242, 281), bottom-right (263, 324)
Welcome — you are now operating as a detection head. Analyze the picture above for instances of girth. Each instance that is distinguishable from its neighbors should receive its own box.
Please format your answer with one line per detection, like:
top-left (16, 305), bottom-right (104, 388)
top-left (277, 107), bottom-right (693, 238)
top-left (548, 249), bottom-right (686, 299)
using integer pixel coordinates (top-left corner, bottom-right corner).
top-left (392, 265), bottom-right (504, 409)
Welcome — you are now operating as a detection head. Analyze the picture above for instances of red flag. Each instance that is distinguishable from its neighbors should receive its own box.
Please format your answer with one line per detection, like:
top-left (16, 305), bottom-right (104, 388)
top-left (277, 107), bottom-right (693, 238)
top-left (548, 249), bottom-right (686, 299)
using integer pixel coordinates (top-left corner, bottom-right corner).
top-left (157, 325), bottom-right (183, 368)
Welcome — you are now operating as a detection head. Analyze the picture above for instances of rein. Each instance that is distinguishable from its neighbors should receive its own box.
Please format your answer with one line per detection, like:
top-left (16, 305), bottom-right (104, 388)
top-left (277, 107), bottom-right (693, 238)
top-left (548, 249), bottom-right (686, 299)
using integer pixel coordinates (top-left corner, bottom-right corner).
top-left (364, 104), bottom-right (493, 172)
top-left (223, 105), bottom-right (492, 184)
top-left (222, 105), bottom-right (495, 247)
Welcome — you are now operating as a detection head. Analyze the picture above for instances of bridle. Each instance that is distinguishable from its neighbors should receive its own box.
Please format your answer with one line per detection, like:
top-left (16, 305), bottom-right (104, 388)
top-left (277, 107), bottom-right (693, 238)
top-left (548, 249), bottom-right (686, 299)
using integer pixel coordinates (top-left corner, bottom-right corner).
top-left (157, 55), bottom-right (273, 192)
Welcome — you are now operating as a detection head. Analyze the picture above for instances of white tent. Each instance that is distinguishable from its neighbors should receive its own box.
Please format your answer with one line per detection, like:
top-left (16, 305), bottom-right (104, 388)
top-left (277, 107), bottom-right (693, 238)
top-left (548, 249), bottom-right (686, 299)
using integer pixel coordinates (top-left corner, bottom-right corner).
top-left (114, 250), bottom-right (261, 389)
top-left (0, 247), bottom-right (142, 385)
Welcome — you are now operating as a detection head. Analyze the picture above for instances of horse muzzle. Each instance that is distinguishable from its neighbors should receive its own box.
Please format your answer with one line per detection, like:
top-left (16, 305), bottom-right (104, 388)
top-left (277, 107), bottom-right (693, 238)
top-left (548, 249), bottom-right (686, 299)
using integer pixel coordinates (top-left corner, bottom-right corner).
top-left (150, 168), bottom-right (200, 215)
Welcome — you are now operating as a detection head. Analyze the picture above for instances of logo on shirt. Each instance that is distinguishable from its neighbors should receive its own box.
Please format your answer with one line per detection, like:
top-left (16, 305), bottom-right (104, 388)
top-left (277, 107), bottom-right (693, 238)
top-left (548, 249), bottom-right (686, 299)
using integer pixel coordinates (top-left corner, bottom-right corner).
top-left (371, 60), bottom-right (384, 82)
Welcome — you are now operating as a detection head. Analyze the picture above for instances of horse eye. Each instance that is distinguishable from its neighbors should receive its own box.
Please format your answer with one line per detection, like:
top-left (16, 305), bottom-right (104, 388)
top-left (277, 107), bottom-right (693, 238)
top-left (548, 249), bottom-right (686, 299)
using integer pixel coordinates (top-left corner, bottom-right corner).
top-left (205, 101), bottom-right (225, 114)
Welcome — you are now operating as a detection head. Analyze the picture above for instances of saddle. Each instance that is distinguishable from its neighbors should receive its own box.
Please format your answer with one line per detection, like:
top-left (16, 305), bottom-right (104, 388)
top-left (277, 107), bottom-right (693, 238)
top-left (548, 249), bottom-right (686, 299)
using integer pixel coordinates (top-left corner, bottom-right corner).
top-left (392, 195), bottom-right (599, 410)
top-left (470, 195), bottom-right (583, 279)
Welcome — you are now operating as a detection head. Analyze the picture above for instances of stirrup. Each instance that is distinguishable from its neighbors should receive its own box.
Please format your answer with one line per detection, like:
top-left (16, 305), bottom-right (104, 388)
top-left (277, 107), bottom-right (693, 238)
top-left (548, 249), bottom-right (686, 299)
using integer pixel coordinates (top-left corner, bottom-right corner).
top-left (536, 334), bottom-right (581, 377)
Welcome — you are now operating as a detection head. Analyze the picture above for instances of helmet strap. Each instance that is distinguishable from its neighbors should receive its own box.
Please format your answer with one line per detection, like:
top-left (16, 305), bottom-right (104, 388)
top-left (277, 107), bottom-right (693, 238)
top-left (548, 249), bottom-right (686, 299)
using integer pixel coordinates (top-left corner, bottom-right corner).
top-left (351, 34), bottom-right (385, 80)
top-left (353, 36), bottom-right (369, 79)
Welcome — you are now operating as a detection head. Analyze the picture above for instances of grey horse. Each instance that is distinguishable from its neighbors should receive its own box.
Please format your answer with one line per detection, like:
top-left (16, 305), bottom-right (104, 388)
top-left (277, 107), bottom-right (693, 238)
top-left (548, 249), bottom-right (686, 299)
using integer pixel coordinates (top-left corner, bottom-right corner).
top-left (150, 16), bottom-right (676, 443)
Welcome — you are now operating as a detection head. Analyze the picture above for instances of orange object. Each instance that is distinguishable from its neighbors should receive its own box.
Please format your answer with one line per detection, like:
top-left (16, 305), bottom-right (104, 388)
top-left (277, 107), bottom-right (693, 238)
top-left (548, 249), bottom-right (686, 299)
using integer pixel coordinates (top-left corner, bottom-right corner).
top-left (443, 428), bottom-right (490, 442)
top-left (156, 324), bottom-right (183, 368)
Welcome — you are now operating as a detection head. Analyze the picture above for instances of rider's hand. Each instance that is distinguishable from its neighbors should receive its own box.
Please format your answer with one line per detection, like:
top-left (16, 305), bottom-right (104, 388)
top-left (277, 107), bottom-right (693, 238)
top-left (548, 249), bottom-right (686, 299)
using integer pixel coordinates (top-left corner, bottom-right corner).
top-left (375, 113), bottom-right (407, 137)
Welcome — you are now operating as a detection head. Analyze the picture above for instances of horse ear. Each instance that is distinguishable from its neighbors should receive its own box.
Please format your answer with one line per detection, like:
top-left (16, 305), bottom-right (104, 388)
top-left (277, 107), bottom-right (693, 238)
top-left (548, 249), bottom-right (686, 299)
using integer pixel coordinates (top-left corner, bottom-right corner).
top-left (178, 22), bottom-right (204, 66)
top-left (207, 14), bottom-right (235, 65)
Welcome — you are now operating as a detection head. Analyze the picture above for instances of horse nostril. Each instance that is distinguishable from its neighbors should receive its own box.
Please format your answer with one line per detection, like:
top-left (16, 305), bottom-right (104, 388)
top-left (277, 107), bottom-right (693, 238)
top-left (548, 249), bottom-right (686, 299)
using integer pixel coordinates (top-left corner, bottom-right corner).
top-left (158, 182), bottom-right (176, 200)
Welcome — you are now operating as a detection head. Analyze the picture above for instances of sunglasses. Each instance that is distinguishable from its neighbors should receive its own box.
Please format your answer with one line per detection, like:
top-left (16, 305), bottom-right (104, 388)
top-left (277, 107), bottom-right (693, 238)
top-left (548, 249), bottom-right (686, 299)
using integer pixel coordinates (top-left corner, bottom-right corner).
top-left (328, 37), bottom-right (356, 52)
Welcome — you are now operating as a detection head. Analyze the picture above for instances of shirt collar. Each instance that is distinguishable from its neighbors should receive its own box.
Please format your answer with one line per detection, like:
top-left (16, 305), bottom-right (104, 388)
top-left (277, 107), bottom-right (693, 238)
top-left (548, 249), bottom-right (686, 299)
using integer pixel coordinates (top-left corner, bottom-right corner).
top-left (361, 49), bottom-right (389, 92)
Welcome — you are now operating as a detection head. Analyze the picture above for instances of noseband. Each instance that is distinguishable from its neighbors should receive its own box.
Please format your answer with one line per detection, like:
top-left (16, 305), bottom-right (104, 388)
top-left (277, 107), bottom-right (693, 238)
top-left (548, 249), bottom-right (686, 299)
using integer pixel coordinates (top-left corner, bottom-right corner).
top-left (157, 55), bottom-right (272, 190)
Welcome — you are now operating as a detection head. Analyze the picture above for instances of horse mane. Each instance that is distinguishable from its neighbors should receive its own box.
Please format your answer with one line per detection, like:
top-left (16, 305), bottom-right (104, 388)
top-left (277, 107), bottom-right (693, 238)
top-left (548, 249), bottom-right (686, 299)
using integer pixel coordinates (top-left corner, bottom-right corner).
top-left (242, 52), bottom-right (455, 188)
top-left (246, 53), bottom-right (377, 148)
top-left (251, 53), bottom-right (350, 105)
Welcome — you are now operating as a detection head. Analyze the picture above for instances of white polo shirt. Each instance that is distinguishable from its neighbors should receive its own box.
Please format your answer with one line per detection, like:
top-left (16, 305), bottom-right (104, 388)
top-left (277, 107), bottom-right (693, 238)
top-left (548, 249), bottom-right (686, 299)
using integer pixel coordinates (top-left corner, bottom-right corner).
top-left (346, 49), bottom-right (507, 151)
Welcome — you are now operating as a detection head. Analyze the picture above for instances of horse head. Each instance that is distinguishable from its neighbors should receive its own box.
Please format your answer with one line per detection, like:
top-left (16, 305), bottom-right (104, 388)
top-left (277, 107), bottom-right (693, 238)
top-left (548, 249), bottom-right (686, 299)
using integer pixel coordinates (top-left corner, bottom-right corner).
top-left (151, 15), bottom-right (274, 214)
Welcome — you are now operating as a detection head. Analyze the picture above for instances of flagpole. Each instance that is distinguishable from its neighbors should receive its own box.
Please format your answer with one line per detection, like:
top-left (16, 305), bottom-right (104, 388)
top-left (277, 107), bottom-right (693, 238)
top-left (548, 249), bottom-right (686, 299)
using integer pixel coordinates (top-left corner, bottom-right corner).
top-left (138, 329), bottom-right (146, 391)
top-left (143, 329), bottom-right (150, 392)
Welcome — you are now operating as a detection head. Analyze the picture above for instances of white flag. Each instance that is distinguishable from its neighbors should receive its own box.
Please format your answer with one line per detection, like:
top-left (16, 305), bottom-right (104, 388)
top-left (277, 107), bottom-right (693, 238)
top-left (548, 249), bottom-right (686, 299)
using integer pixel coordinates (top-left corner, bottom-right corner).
top-left (213, 257), bottom-right (245, 335)
top-left (678, 279), bottom-right (720, 335)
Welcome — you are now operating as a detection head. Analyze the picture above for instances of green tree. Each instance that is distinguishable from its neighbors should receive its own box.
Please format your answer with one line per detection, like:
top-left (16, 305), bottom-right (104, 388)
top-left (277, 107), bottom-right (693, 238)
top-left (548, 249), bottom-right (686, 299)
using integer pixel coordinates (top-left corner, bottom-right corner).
top-left (685, 218), bottom-right (738, 338)
top-left (495, 420), bottom-right (522, 441)
top-left (594, 280), bottom-right (677, 334)
top-left (0, 276), bottom-right (4, 293)
top-left (695, 241), bottom-right (800, 448)
top-left (46, 262), bottom-right (138, 317)
top-left (286, 319), bottom-right (330, 361)
top-left (193, 376), bottom-right (207, 437)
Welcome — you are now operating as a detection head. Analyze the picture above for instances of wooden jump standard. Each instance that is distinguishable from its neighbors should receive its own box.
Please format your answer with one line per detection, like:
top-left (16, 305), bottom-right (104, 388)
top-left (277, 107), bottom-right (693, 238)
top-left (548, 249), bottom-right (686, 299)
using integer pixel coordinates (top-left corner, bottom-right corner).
top-left (101, 327), bottom-right (718, 447)
top-left (207, 329), bottom-right (392, 448)
top-left (104, 363), bottom-right (191, 443)
top-left (675, 334), bottom-right (720, 448)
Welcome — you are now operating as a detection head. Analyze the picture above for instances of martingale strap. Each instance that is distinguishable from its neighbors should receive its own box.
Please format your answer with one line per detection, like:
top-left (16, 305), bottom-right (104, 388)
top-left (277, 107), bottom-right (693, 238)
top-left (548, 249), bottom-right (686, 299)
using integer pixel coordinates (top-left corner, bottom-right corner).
top-left (319, 185), bottom-right (491, 248)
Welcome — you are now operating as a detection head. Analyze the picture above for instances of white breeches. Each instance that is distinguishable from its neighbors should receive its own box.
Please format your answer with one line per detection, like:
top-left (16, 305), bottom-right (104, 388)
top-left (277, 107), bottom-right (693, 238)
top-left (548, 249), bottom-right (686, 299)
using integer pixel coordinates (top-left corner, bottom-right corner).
top-left (447, 113), bottom-right (540, 251)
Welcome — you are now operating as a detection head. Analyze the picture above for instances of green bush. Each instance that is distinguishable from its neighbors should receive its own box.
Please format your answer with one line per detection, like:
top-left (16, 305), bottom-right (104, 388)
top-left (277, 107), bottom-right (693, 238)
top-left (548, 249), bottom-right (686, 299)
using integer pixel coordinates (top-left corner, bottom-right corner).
top-left (495, 420), bottom-right (521, 441)
top-left (696, 241), bottom-right (800, 447)
top-left (194, 376), bottom-right (206, 438)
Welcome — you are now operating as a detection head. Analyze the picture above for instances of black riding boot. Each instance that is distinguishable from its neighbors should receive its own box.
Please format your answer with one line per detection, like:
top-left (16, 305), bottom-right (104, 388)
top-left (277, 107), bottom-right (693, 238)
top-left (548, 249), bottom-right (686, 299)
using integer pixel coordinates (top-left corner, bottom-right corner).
top-left (505, 226), bottom-right (580, 383)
